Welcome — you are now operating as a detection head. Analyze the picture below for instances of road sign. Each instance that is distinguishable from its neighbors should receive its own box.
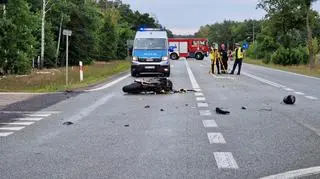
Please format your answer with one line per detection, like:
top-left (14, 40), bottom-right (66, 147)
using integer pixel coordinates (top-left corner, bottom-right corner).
top-left (63, 29), bottom-right (72, 36)
top-left (242, 43), bottom-right (249, 50)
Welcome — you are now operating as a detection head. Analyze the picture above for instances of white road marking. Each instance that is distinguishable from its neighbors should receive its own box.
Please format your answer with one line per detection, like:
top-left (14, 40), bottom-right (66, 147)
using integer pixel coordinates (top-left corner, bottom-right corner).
top-left (195, 89), bottom-right (202, 92)
top-left (207, 133), bottom-right (226, 144)
top-left (25, 113), bottom-right (51, 117)
top-left (184, 59), bottom-right (201, 91)
top-left (305, 96), bottom-right (318, 100)
top-left (202, 120), bottom-right (218, 128)
top-left (242, 72), bottom-right (286, 88)
top-left (86, 74), bottom-right (130, 92)
top-left (260, 166), bottom-right (320, 179)
top-left (0, 126), bottom-right (25, 131)
top-left (0, 121), bottom-right (34, 125)
top-left (0, 111), bottom-right (60, 114)
top-left (195, 92), bottom-right (204, 96)
top-left (196, 97), bottom-right (206, 101)
top-left (212, 74), bottom-right (235, 80)
top-left (66, 94), bottom-right (114, 123)
top-left (294, 92), bottom-right (305, 95)
top-left (284, 88), bottom-right (294, 91)
top-left (214, 152), bottom-right (239, 169)
top-left (197, 102), bottom-right (209, 108)
top-left (16, 118), bottom-right (43, 121)
top-left (0, 132), bottom-right (14, 137)
top-left (199, 110), bottom-right (212, 116)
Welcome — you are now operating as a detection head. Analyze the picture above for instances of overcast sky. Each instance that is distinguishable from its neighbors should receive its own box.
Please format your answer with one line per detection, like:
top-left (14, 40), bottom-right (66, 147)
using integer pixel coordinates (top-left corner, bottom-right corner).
top-left (121, 0), bottom-right (320, 35)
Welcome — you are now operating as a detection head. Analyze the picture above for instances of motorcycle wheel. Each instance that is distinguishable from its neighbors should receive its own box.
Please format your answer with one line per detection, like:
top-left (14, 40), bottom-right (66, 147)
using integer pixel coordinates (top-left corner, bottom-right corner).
top-left (122, 82), bottom-right (143, 94)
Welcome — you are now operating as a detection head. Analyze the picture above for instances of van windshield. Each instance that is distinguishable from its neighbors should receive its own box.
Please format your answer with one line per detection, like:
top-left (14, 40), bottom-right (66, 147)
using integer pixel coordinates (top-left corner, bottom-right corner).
top-left (134, 38), bottom-right (167, 50)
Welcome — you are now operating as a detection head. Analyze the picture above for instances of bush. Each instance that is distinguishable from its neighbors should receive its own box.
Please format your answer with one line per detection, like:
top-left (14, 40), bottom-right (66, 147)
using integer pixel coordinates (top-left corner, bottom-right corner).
top-left (271, 46), bottom-right (309, 65)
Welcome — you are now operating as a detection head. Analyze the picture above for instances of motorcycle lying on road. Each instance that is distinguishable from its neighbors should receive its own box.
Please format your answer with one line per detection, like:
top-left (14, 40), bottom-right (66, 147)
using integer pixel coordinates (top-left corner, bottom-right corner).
top-left (122, 78), bottom-right (173, 94)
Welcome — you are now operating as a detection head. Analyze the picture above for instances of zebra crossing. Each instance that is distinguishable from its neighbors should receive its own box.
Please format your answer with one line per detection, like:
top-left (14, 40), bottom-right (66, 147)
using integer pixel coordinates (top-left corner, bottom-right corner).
top-left (0, 111), bottom-right (60, 137)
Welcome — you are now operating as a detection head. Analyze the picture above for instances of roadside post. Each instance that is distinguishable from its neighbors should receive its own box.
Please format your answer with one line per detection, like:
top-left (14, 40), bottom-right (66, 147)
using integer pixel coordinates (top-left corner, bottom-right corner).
top-left (63, 29), bottom-right (72, 86)
top-left (79, 61), bottom-right (83, 82)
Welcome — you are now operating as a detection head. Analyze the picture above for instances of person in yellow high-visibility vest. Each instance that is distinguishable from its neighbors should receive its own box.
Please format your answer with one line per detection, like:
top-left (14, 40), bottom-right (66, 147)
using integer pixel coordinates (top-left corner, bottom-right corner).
top-left (209, 46), bottom-right (220, 74)
top-left (230, 43), bottom-right (244, 75)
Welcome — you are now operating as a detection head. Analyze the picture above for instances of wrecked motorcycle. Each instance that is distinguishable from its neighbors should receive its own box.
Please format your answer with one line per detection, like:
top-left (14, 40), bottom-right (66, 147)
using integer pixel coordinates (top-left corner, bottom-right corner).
top-left (122, 78), bottom-right (173, 94)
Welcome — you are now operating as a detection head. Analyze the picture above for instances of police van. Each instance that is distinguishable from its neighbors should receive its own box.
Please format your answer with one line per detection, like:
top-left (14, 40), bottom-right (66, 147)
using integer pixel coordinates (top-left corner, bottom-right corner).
top-left (131, 28), bottom-right (170, 77)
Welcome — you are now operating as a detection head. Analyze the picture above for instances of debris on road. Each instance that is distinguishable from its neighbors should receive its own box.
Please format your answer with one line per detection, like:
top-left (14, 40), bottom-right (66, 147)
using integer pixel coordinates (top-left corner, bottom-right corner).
top-left (216, 107), bottom-right (230, 115)
top-left (124, 124), bottom-right (130, 127)
top-left (283, 95), bottom-right (296, 105)
top-left (63, 121), bottom-right (74, 125)
top-left (144, 105), bottom-right (150, 108)
top-left (185, 104), bottom-right (189, 106)
top-left (241, 106), bottom-right (247, 110)
top-left (160, 108), bottom-right (165, 112)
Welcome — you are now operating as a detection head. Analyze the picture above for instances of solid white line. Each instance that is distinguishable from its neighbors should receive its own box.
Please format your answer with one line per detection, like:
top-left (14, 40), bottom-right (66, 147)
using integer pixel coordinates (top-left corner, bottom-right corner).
top-left (184, 59), bottom-right (201, 90)
top-left (305, 96), bottom-right (318, 100)
top-left (195, 92), bottom-right (204, 96)
top-left (207, 133), bottom-right (226, 144)
top-left (16, 117), bottom-right (43, 121)
top-left (202, 120), bottom-right (218, 128)
top-left (196, 97), bottom-right (206, 101)
top-left (0, 111), bottom-right (60, 114)
top-left (284, 88), bottom-right (294, 91)
top-left (245, 63), bottom-right (320, 80)
top-left (25, 114), bottom-right (51, 117)
top-left (0, 132), bottom-right (14, 137)
top-left (242, 72), bottom-right (286, 88)
top-left (199, 110), bottom-right (212, 116)
top-left (0, 122), bottom-right (34, 125)
top-left (260, 166), bottom-right (320, 179)
top-left (294, 92), bottom-right (305, 95)
top-left (214, 152), bottom-right (239, 169)
top-left (0, 126), bottom-right (25, 131)
top-left (197, 102), bottom-right (209, 108)
top-left (66, 94), bottom-right (114, 123)
top-left (86, 74), bottom-right (130, 92)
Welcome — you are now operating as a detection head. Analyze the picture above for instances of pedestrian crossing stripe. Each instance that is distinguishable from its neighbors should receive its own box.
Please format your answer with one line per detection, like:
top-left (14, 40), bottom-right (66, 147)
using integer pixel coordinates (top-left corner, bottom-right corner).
top-left (211, 74), bottom-right (235, 80)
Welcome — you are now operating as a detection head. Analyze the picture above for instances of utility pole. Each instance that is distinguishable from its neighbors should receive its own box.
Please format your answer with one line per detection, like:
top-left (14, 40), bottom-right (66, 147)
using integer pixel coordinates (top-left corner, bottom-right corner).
top-left (55, 15), bottom-right (64, 68)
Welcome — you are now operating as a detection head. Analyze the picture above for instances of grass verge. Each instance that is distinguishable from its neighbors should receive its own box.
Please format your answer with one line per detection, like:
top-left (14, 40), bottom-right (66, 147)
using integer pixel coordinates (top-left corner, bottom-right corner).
top-left (0, 60), bottom-right (130, 92)
top-left (245, 58), bottom-right (320, 78)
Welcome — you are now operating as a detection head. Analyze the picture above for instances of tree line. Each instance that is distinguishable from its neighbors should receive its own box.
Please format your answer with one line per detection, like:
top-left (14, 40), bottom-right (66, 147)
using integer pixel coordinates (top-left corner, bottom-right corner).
top-left (195, 0), bottom-right (320, 68)
top-left (0, 0), bottom-right (173, 75)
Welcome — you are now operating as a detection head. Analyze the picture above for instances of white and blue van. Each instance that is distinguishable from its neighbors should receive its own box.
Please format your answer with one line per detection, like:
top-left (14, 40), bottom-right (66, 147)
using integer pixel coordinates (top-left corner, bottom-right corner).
top-left (131, 28), bottom-right (170, 77)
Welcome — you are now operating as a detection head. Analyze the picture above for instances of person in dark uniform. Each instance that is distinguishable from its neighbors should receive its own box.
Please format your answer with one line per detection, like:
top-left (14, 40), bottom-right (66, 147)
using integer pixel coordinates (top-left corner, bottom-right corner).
top-left (230, 43), bottom-right (244, 75)
top-left (220, 43), bottom-right (228, 73)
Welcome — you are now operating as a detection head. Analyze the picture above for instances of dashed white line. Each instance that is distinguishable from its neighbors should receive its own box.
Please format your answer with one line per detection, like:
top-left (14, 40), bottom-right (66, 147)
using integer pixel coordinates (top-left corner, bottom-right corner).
top-left (207, 133), bottom-right (226, 144)
top-left (284, 88), bottom-right (294, 91)
top-left (214, 152), bottom-right (239, 169)
top-left (195, 92), bottom-right (204, 96)
top-left (25, 114), bottom-right (51, 117)
top-left (305, 96), bottom-right (318, 100)
top-left (202, 120), bottom-right (218, 128)
top-left (294, 92), bottom-right (305, 95)
top-left (16, 118), bottom-right (43, 121)
top-left (0, 132), bottom-right (14, 137)
top-left (0, 126), bottom-right (25, 131)
top-left (199, 110), bottom-right (212, 116)
top-left (196, 97), bottom-right (206, 101)
top-left (0, 121), bottom-right (35, 126)
top-left (197, 102), bottom-right (209, 108)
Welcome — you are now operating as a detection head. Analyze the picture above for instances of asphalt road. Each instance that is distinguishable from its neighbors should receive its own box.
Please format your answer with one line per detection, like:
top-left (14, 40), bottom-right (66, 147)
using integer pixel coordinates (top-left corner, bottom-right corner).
top-left (0, 58), bottom-right (320, 179)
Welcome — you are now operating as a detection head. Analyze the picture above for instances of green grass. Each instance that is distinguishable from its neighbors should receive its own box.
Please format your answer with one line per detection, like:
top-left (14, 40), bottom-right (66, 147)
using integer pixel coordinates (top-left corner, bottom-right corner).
top-left (245, 58), bottom-right (320, 78)
top-left (0, 60), bottom-right (130, 92)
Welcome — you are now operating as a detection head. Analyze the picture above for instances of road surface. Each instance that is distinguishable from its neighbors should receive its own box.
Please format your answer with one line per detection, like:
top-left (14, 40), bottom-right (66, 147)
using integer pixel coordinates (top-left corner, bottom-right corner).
top-left (1, 58), bottom-right (320, 179)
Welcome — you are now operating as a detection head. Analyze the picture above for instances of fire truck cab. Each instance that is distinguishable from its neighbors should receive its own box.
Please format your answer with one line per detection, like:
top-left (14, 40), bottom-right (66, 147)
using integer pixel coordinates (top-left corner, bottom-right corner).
top-left (168, 38), bottom-right (209, 60)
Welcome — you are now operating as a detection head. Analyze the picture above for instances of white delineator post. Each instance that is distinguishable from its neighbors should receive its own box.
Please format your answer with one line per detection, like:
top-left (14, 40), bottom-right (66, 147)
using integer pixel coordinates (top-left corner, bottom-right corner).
top-left (79, 61), bottom-right (83, 81)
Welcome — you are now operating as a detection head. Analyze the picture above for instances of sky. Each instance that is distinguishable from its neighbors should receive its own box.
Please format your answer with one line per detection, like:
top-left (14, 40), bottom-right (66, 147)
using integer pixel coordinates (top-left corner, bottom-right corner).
top-left (121, 0), bottom-right (320, 35)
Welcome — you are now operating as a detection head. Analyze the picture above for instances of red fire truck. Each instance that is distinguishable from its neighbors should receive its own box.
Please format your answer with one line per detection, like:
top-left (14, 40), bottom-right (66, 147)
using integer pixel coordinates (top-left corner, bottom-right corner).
top-left (168, 38), bottom-right (209, 60)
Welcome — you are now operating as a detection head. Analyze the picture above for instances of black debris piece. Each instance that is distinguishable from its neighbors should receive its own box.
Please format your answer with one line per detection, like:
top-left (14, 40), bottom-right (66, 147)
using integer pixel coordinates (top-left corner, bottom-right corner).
top-left (63, 121), bottom-right (73, 125)
top-left (145, 105), bottom-right (150, 108)
top-left (216, 107), bottom-right (230, 115)
top-left (186, 89), bottom-right (197, 92)
top-left (179, 89), bottom-right (187, 93)
top-left (241, 106), bottom-right (247, 110)
top-left (124, 124), bottom-right (130, 127)
top-left (160, 108), bottom-right (165, 112)
top-left (185, 104), bottom-right (189, 106)
top-left (283, 95), bottom-right (296, 105)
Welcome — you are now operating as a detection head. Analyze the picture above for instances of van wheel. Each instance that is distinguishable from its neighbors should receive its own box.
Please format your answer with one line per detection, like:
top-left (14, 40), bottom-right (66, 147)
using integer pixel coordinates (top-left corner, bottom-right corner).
top-left (170, 53), bottom-right (179, 60)
top-left (195, 52), bottom-right (204, 60)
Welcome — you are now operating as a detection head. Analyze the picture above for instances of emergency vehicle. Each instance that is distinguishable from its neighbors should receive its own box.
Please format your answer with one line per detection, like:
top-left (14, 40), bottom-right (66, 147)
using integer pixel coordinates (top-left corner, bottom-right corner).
top-left (168, 38), bottom-right (209, 60)
top-left (131, 28), bottom-right (170, 77)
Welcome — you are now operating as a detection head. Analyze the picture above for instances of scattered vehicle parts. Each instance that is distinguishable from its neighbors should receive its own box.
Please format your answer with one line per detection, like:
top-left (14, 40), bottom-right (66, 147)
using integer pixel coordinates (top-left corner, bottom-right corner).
top-left (145, 105), bottom-right (150, 108)
top-left (283, 95), bottom-right (296, 105)
top-left (123, 77), bottom-right (173, 94)
top-left (241, 106), bottom-right (247, 110)
top-left (63, 121), bottom-right (73, 125)
top-left (216, 107), bottom-right (230, 115)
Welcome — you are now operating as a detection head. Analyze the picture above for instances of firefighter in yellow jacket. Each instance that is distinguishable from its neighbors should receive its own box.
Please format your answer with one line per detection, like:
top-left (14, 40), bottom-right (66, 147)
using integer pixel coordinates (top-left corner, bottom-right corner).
top-left (209, 46), bottom-right (220, 74)
top-left (230, 43), bottom-right (244, 75)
